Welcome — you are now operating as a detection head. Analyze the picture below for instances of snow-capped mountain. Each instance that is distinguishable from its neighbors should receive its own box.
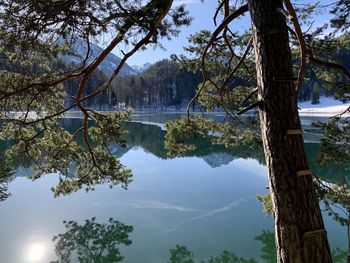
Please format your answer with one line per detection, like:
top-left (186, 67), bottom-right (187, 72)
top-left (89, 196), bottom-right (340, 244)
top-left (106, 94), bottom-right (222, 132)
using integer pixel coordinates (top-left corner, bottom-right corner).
top-left (62, 38), bottom-right (137, 76)
top-left (202, 153), bottom-right (236, 168)
top-left (131, 62), bottom-right (152, 73)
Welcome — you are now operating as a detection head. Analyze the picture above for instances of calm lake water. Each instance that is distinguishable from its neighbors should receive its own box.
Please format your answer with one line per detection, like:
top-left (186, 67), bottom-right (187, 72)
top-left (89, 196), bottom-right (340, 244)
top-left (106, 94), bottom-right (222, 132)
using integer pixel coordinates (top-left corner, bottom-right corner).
top-left (0, 113), bottom-right (348, 263)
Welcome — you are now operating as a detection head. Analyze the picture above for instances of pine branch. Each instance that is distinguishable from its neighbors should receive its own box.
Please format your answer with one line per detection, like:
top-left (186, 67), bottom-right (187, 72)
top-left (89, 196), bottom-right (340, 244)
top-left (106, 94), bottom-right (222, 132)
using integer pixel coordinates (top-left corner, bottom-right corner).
top-left (186, 4), bottom-right (249, 116)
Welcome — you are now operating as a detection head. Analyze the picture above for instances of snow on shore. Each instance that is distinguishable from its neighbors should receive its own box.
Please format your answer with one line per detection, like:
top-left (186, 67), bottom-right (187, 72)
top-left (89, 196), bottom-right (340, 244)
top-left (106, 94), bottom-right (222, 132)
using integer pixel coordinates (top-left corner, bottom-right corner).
top-left (298, 97), bottom-right (350, 116)
top-left (4, 97), bottom-right (349, 120)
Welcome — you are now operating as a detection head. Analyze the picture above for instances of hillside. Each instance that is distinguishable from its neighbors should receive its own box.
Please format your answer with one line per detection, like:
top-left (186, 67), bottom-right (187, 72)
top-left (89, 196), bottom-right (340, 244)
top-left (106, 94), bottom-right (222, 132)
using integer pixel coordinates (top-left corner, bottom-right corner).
top-left (62, 38), bottom-right (137, 76)
top-left (110, 59), bottom-right (202, 110)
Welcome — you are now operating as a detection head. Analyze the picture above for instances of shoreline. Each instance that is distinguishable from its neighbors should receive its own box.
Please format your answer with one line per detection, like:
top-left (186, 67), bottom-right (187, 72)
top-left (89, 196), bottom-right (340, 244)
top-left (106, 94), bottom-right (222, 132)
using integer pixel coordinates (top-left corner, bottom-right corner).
top-left (3, 109), bottom-right (350, 120)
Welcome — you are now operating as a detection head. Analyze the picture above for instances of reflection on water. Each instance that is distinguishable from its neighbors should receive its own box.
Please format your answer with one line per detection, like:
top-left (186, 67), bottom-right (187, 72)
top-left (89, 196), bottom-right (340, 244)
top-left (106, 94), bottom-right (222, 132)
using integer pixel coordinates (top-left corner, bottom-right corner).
top-left (49, 221), bottom-right (348, 262)
top-left (255, 231), bottom-right (276, 263)
top-left (0, 114), bottom-right (349, 262)
top-left (27, 244), bottom-right (45, 262)
top-left (49, 218), bottom-right (271, 263)
top-left (0, 159), bottom-right (13, 203)
top-left (51, 218), bottom-right (133, 263)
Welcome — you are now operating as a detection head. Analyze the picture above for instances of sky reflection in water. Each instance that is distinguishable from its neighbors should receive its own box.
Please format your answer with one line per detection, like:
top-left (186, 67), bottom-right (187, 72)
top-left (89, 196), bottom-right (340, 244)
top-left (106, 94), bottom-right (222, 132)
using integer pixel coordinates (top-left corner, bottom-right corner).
top-left (0, 115), bottom-right (348, 263)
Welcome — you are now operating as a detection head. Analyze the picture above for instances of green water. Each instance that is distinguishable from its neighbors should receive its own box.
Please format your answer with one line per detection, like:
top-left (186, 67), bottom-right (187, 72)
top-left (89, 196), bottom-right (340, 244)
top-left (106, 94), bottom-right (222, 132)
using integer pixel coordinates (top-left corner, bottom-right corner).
top-left (0, 113), bottom-right (348, 263)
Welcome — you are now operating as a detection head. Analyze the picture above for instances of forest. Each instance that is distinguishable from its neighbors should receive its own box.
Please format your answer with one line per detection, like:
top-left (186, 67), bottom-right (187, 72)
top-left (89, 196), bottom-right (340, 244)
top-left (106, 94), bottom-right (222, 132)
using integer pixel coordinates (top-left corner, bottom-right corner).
top-left (0, 1), bottom-right (350, 263)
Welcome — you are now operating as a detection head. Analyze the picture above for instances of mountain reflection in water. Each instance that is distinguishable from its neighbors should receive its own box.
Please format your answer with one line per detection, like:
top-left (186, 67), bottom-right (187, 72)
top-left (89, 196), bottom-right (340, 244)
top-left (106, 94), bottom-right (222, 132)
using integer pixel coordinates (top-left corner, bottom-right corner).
top-left (0, 116), bottom-right (349, 263)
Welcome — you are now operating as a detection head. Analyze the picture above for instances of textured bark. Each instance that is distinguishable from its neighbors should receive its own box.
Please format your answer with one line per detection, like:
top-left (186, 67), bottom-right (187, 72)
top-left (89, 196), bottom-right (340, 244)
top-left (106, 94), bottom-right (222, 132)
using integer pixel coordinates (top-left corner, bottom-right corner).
top-left (247, 0), bottom-right (333, 262)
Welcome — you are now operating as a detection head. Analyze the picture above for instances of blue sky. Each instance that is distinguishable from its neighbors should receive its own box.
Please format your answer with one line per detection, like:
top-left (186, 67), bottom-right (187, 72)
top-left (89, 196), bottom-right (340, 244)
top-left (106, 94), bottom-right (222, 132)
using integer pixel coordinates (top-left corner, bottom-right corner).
top-left (113, 0), bottom-right (240, 66)
top-left (114, 0), bottom-right (335, 66)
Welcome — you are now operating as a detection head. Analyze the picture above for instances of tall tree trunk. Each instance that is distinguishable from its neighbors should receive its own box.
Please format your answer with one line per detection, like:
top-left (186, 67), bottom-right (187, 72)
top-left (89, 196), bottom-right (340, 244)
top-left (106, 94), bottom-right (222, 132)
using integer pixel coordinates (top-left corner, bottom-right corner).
top-left (248, 0), bottom-right (333, 262)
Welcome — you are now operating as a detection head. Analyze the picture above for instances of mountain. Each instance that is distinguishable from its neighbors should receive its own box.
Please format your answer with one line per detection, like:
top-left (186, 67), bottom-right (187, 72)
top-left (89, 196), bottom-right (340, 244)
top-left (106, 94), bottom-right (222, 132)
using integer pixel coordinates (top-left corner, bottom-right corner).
top-left (202, 153), bottom-right (236, 168)
top-left (131, 62), bottom-right (152, 73)
top-left (62, 38), bottom-right (137, 76)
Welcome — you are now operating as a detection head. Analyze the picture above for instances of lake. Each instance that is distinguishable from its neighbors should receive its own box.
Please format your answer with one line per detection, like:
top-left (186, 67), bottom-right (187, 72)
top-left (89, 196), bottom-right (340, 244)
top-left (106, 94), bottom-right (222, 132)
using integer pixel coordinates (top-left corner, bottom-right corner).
top-left (0, 113), bottom-right (348, 263)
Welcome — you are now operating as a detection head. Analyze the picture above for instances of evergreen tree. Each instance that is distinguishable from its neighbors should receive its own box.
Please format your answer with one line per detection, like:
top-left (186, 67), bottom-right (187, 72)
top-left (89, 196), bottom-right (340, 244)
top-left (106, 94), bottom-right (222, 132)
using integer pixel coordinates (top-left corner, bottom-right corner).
top-left (0, 0), bottom-right (191, 195)
top-left (165, 1), bottom-right (349, 262)
top-left (111, 59), bottom-right (202, 110)
top-left (0, 0), bottom-right (349, 261)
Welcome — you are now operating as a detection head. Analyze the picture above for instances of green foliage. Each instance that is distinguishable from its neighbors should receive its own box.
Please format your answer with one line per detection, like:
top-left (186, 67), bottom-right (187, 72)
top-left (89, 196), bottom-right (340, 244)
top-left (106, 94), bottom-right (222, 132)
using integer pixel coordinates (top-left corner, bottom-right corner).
top-left (165, 116), bottom-right (261, 157)
top-left (51, 217), bottom-right (133, 263)
top-left (173, 29), bottom-right (254, 80)
top-left (254, 231), bottom-right (276, 263)
top-left (330, 0), bottom-right (350, 32)
top-left (303, 33), bottom-right (350, 100)
top-left (317, 182), bottom-right (350, 228)
top-left (256, 193), bottom-right (273, 216)
top-left (0, 0), bottom-right (193, 197)
top-left (168, 245), bottom-right (195, 263)
top-left (205, 251), bottom-right (257, 263)
top-left (0, 111), bottom-right (132, 196)
top-left (331, 247), bottom-right (348, 263)
top-left (0, 0), bottom-right (191, 56)
top-left (164, 19), bottom-right (261, 159)
top-left (0, 157), bottom-right (13, 203)
top-left (198, 83), bottom-right (257, 113)
top-left (89, 110), bottom-right (130, 145)
top-left (167, 232), bottom-right (349, 263)
top-left (314, 116), bottom-right (350, 167)
top-left (167, 246), bottom-right (257, 263)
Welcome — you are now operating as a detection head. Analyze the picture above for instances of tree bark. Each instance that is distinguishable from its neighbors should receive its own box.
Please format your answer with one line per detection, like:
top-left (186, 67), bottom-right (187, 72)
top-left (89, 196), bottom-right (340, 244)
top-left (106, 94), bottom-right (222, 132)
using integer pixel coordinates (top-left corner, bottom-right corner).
top-left (247, 0), bottom-right (333, 262)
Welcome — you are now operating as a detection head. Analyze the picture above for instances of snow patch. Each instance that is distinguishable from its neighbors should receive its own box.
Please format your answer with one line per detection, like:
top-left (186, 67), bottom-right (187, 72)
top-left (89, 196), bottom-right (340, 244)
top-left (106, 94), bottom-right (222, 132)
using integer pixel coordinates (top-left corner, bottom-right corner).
top-left (298, 96), bottom-right (350, 116)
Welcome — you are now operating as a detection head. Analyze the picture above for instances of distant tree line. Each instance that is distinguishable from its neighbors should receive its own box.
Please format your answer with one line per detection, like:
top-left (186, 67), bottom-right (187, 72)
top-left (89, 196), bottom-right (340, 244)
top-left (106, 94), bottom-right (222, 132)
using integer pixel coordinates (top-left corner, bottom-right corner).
top-left (298, 33), bottom-right (350, 104)
top-left (1, 40), bottom-right (349, 111)
top-left (110, 59), bottom-right (202, 110)
top-left (91, 38), bottom-right (350, 109)
top-left (64, 64), bottom-right (110, 110)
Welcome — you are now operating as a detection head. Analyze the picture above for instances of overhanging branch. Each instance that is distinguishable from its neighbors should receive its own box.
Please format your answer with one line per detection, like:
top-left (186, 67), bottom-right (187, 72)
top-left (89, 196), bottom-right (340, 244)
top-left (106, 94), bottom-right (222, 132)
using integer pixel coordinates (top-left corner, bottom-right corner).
top-left (282, 0), bottom-right (307, 95)
top-left (186, 4), bottom-right (249, 116)
top-left (237, 100), bottom-right (262, 115)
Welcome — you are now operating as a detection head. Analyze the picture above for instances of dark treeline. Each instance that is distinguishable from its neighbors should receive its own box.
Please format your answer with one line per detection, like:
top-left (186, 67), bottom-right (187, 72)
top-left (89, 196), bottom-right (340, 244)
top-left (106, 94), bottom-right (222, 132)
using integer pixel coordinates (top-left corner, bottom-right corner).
top-left (64, 65), bottom-right (110, 110)
top-left (107, 48), bottom-right (350, 110)
top-left (110, 59), bottom-right (202, 110)
top-left (1, 39), bottom-right (349, 110)
top-left (298, 33), bottom-right (350, 104)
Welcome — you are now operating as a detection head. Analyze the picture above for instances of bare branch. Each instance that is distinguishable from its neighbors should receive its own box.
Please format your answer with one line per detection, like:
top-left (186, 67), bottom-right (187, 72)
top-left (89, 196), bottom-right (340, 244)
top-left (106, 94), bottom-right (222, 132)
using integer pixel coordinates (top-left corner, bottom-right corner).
top-left (282, 0), bottom-right (307, 95)
top-left (242, 87), bottom-right (258, 104)
top-left (223, 36), bottom-right (253, 87)
top-left (237, 100), bottom-right (262, 115)
top-left (213, 0), bottom-right (227, 26)
top-left (307, 50), bottom-right (350, 80)
top-left (186, 4), bottom-right (249, 116)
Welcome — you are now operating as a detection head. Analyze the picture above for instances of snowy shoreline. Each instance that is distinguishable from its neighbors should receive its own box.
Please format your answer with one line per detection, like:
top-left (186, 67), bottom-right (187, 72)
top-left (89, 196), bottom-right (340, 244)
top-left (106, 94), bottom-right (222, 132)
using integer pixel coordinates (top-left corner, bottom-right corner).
top-left (298, 97), bottom-right (350, 117)
top-left (3, 97), bottom-right (349, 119)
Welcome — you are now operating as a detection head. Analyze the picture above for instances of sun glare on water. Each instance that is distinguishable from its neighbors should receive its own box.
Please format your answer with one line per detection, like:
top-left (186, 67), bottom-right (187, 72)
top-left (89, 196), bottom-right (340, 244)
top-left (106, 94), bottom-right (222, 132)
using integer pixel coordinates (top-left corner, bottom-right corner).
top-left (28, 244), bottom-right (45, 262)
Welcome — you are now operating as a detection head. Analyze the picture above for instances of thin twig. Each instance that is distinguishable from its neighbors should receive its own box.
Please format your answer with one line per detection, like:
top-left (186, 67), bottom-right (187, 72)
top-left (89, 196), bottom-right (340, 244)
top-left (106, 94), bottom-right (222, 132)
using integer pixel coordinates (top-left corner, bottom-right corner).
top-left (186, 4), bottom-right (249, 116)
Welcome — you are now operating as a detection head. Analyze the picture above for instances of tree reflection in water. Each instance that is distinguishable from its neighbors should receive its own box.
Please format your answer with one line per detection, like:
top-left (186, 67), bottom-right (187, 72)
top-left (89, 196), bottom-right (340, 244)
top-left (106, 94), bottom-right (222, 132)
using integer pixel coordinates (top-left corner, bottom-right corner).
top-left (51, 217), bottom-right (133, 263)
top-left (0, 157), bottom-right (13, 203)
top-left (0, 121), bottom-right (349, 262)
top-left (254, 231), bottom-right (276, 263)
top-left (167, 230), bottom-right (347, 263)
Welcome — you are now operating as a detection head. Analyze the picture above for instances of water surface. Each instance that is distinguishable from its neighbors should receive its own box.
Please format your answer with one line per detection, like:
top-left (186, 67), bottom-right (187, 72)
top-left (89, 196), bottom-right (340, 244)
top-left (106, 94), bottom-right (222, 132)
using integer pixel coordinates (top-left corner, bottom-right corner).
top-left (0, 113), bottom-right (348, 262)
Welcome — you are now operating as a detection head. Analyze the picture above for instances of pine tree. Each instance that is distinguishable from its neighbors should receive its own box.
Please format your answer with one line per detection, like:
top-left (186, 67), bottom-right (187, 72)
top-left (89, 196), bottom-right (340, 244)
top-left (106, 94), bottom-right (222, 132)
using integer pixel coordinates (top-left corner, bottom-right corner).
top-left (249, 0), bottom-right (332, 261)
top-left (1, 1), bottom-right (350, 261)
top-left (166, 1), bottom-right (349, 261)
